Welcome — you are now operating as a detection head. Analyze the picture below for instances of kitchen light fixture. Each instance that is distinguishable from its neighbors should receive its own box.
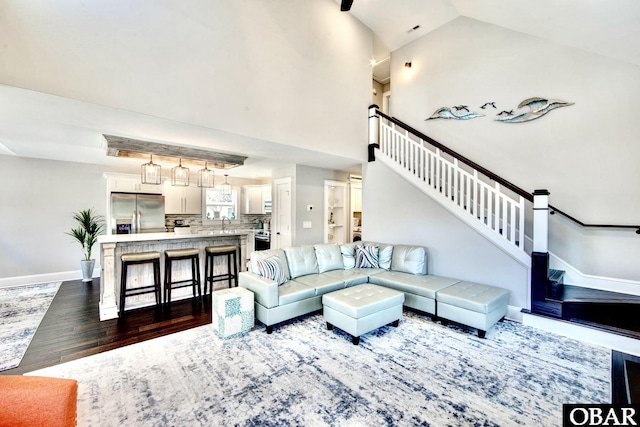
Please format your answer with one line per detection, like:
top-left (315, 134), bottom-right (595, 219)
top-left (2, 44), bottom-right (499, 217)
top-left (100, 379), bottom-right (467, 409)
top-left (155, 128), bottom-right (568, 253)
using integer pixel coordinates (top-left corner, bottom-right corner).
top-left (171, 158), bottom-right (189, 186)
top-left (141, 155), bottom-right (161, 185)
top-left (221, 174), bottom-right (231, 195)
top-left (197, 161), bottom-right (215, 188)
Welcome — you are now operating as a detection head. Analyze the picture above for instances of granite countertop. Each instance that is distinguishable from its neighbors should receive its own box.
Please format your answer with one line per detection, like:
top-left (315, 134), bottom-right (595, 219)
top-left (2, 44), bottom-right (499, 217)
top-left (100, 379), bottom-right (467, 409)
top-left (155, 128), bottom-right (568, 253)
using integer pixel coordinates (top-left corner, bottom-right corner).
top-left (98, 230), bottom-right (250, 244)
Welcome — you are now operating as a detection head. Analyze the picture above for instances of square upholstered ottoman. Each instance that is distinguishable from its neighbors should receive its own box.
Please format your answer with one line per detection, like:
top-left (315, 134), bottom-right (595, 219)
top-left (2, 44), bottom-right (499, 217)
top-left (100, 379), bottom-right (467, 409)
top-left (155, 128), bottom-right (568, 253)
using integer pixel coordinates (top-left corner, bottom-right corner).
top-left (322, 284), bottom-right (404, 345)
top-left (213, 287), bottom-right (255, 339)
top-left (436, 281), bottom-right (509, 338)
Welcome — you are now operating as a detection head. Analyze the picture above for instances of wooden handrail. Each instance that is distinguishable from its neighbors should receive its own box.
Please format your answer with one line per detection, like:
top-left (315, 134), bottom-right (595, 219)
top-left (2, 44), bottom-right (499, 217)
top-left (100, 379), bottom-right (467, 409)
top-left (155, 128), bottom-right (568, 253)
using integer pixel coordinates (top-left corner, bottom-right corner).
top-left (375, 110), bottom-right (533, 202)
top-left (374, 109), bottom-right (640, 233)
top-left (549, 205), bottom-right (640, 233)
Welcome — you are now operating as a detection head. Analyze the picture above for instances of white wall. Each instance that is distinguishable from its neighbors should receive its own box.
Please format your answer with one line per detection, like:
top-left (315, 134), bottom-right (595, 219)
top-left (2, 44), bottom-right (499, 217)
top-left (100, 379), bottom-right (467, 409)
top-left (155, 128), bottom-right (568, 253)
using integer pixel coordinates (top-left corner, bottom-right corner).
top-left (362, 161), bottom-right (530, 308)
top-left (0, 0), bottom-right (372, 162)
top-left (294, 165), bottom-right (350, 246)
top-left (391, 17), bottom-right (640, 225)
top-left (0, 156), bottom-right (107, 281)
top-left (384, 16), bottom-right (640, 284)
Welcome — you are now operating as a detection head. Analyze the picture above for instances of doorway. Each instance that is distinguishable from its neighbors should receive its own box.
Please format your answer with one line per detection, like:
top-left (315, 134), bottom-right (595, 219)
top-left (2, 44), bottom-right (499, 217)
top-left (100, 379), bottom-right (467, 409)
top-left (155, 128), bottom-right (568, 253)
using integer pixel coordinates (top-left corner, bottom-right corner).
top-left (272, 177), bottom-right (292, 249)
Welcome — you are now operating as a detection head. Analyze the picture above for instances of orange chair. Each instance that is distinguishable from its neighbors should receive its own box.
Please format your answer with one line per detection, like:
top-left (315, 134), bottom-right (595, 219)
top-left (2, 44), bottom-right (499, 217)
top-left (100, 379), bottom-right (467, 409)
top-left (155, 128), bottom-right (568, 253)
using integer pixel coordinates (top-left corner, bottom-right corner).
top-left (0, 376), bottom-right (78, 427)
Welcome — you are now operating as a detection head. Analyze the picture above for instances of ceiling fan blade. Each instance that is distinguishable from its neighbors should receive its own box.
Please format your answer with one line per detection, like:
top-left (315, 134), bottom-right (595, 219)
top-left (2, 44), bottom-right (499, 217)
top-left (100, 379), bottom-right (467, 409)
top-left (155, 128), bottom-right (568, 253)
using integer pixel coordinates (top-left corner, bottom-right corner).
top-left (340, 0), bottom-right (353, 12)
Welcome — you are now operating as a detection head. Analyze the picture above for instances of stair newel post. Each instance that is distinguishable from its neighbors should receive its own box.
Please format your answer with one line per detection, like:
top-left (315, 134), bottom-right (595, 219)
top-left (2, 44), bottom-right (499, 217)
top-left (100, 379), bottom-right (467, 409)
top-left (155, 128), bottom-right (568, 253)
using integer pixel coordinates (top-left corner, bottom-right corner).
top-left (531, 189), bottom-right (551, 309)
top-left (368, 104), bottom-right (380, 162)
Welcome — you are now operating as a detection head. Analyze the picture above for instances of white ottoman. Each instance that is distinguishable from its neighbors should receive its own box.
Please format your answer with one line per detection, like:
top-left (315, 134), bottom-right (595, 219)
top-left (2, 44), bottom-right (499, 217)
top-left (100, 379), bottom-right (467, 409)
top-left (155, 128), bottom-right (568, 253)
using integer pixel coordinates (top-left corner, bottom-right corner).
top-left (436, 281), bottom-right (509, 338)
top-left (212, 287), bottom-right (254, 339)
top-left (322, 284), bottom-right (404, 345)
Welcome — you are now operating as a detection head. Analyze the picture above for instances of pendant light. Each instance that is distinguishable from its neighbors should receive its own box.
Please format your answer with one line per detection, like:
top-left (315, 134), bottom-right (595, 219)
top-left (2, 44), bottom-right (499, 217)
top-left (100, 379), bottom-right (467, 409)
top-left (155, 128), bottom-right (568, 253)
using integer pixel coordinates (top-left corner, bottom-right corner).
top-left (197, 161), bottom-right (215, 188)
top-left (171, 158), bottom-right (189, 186)
top-left (221, 174), bottom-right (232, 195)
top-left (141, 155), bottom-right (161, 185)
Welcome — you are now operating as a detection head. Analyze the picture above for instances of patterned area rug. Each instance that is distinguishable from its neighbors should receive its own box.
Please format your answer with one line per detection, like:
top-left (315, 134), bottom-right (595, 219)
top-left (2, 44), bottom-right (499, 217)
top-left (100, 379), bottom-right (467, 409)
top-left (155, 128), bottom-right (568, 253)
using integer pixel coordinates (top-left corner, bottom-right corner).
top-left (28, 311), bottom-right (610, 426)
top-left (0, 282), bottom-right (61, 371)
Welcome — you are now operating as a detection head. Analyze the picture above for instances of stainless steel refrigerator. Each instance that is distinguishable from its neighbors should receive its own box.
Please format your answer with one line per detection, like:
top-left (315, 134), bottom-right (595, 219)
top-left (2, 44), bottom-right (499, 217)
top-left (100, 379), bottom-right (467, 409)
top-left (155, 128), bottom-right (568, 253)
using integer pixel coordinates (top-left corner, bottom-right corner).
top-left (110, 192), bottom-right (166, 234)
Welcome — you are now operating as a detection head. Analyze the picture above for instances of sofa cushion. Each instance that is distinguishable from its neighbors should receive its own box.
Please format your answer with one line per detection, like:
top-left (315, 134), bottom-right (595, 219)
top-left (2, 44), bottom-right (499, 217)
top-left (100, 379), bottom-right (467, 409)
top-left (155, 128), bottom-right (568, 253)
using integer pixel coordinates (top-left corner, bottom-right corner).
top-left (369, 271), bottom-right (459, 299)
top-left (362, 241), bottom-right (394, 270)
top-left (436, 281), bottom-right (510, 314)
top-left (314, 244), bottom-right (344, 273)
top-left (284, 246), bottom-right (319, 279)
top-left (294, 274), bottom-right (346, 296)
top-left (340, 243), bottom-right (357, 269)
top-left (390, 245), bottom-right (427, 275)
top-left (250, 249), bottom-right (291, 280)
top-left (324, 268), bottom-right (385, 287)
top-left (355, 245), bottom-right (379, 268)
top-left (278, 280), bottom-right (316, 305)
top-left (255, 255), bottom-right (287, 285)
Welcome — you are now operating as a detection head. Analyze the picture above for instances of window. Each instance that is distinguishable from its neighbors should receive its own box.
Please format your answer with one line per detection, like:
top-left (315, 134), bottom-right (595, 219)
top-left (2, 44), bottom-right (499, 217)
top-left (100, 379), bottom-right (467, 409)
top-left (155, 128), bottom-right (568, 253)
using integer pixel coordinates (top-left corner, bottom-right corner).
top-left (203, 188), bottom-right (237, 222)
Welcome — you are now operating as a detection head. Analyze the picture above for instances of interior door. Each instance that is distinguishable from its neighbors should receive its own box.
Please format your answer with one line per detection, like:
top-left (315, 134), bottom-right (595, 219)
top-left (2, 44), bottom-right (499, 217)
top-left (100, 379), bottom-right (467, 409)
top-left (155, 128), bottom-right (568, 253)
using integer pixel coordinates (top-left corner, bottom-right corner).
top-left (273, 177), bottom-right (292, 249)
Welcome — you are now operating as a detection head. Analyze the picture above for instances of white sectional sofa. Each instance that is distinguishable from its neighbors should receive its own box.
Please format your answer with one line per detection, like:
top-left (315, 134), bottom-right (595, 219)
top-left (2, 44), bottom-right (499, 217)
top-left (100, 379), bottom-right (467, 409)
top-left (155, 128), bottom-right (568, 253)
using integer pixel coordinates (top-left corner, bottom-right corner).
top-left (238, 242), bottom-right (509, 338)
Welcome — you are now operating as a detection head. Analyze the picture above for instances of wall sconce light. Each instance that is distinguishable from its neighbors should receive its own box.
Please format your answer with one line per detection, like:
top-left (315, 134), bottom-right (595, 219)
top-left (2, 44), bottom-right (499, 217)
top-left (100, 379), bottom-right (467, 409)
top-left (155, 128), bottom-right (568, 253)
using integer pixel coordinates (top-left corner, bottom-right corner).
top-left (171, 158), bottom-right (190, 186)
top-left (197, 161), bottom-right (215, 188)
top-left (221, 174), bottom-right (232, 195)
top-left (141, 155), bottom-right (161, 185)
top-left (404, 62), bottom-right (412, 69)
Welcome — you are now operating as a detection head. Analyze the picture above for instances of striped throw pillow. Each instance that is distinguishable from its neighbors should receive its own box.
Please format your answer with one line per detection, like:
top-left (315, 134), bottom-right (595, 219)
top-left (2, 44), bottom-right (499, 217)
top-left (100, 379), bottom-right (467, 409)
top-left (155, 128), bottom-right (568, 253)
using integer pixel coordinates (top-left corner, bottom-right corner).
top-left (355, 245), bottom-right (379, 268)
top-left (255, 255), bottom-right (288, 285)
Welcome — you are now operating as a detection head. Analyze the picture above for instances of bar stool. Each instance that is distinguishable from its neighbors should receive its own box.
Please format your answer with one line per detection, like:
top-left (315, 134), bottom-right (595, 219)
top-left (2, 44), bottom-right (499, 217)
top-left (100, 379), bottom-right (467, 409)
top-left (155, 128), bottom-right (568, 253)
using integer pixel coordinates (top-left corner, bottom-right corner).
top-left (164, 248), bottom-right (201, 305)
top-left (204, 245), bottom-right (239, 293)
top-left (119, 251), bottom-right (161, 315)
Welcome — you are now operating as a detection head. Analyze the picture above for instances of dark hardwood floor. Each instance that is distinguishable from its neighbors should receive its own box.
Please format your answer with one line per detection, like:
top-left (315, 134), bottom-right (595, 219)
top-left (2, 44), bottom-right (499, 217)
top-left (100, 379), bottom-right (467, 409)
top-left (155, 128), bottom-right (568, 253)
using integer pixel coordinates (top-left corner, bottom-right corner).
top-left (1, 278), bottom-right (212, 375)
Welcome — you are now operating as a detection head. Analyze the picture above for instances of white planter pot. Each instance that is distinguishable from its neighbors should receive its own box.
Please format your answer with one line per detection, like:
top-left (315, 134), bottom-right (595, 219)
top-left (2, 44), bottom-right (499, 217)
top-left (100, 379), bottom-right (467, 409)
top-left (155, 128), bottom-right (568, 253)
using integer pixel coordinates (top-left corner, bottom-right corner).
top-left (81, 259), bottom-right (95, 282)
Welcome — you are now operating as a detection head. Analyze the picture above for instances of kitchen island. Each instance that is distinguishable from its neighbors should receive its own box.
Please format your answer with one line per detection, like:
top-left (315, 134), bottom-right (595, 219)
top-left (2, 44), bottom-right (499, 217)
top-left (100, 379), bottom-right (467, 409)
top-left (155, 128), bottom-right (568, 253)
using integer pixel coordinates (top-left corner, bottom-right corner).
top-left (97, 230), bottom-right (249, 321)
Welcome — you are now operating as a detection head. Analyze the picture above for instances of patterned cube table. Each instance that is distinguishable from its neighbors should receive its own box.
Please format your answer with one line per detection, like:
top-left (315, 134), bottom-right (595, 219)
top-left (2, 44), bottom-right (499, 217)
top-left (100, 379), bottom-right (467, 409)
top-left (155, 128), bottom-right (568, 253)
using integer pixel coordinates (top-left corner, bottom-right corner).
top-left (212, 287), bottom-right (254, 339)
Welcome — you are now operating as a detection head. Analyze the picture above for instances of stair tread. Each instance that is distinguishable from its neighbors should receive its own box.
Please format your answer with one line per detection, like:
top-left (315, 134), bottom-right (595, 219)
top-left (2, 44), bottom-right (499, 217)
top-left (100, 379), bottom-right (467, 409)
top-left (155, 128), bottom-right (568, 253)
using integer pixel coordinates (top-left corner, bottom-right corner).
top-left (561, 284), bottom-right (640, 304)
top-left (548, 269), bottom-right (565, 283)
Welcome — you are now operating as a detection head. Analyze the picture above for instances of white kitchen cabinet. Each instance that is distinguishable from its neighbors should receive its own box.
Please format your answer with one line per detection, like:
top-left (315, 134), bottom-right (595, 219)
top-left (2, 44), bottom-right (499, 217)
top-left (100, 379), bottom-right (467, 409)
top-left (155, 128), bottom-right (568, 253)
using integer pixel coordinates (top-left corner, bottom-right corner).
top-left (105, 173), bottom-right (163, 194)
top-left (243, 184), bottom-right (272, 214)
top-left (164, 182), bottom-right (202, 214)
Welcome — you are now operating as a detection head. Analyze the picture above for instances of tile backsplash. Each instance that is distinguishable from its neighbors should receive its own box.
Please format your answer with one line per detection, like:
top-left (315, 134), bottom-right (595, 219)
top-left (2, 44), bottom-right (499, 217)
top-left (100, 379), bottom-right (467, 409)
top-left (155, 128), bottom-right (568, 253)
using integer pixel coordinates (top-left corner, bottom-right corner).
top-left (165, 214), bottom-right (270, 232)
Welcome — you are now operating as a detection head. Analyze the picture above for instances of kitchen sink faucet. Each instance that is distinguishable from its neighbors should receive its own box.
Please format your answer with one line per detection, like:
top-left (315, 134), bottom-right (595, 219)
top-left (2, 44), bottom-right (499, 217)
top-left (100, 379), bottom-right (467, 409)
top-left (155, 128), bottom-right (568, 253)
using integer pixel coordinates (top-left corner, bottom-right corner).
top-left (221, 216), bottom-right (231, 231)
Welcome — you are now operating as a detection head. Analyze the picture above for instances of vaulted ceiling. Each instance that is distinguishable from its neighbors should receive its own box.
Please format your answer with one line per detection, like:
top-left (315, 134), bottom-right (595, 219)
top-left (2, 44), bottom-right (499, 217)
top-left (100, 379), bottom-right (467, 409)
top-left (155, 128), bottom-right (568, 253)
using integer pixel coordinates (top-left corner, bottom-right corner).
top-left (353, 0), bottom-right (640, 84)
top-left (1, 0), bottom-right (639, 176)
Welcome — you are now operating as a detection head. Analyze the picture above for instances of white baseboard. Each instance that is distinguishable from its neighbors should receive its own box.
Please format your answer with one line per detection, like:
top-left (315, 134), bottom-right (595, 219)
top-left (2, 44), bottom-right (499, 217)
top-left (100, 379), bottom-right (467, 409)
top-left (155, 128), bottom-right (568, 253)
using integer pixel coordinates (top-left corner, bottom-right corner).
top-left (506, 305), bottom-right (523, 323)
top-left (0, 268), bottom-right (100, 288)
top-left (548, 252), bottom-right (640, 296)
top-left (522, 311), bottom-right (639, 357)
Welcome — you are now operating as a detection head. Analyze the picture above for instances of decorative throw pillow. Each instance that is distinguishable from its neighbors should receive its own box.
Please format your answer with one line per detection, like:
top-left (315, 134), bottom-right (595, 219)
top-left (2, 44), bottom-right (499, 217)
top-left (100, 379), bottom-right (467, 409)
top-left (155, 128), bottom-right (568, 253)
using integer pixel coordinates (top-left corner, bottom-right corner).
top-left (255, 255), bottom-right (288, 285)
top-left (355, 245), bottom-right (379, 268)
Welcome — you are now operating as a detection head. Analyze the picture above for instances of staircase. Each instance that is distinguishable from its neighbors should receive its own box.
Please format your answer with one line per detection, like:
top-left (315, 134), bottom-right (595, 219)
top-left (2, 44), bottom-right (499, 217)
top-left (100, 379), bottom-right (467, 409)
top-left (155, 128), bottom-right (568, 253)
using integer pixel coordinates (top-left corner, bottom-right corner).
top-left (532, 261), bottom-right (640, 339)
top-left (370, 108), bottom-right (531, 267)
top-left (369, 106), bottom-right (640, 339)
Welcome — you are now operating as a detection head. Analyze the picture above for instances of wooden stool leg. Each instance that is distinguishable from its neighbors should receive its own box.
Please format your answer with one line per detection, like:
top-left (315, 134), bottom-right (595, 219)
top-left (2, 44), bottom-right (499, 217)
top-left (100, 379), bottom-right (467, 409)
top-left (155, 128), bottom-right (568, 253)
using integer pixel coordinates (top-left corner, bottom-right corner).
top-left (120, 263), bottom-right (127, 316)
top-left (155, 259), bottom-right (161, 306)
top-left (233, 250), bottom-right (238, 287)
top-left (227, 253), bottom-right (232, 288)
top-left (195, 256), bottom-right (202, 297)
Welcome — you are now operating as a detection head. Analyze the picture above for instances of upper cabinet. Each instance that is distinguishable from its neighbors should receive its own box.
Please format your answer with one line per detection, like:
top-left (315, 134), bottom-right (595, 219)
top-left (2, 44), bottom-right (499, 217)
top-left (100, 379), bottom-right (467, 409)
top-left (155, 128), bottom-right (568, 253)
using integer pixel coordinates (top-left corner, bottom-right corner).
top-left (105, 173), bottom-right (163, 194)
top-left (163, 181), bottom-right (202, 215)
top-left (242, 184), bottom-right (272, 214)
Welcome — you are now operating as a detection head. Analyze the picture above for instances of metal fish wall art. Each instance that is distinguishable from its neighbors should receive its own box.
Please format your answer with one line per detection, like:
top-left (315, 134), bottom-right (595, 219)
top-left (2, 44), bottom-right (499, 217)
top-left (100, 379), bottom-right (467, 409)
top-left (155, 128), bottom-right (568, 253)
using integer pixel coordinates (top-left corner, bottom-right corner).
top-left (425, 97), bottom-right (573, 123)
top-left (493, 97), bottom-right (574, 123)
top-left (426, 105), bottom-right (485, 120)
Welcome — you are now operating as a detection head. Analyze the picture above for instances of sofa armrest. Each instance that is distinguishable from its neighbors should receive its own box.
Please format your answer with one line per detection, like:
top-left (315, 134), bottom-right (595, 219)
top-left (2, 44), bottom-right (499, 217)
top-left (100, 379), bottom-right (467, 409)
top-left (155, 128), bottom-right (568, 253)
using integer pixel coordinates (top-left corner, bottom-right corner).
top-left (239, 271), bottom-right (279, 308)
top-left (0, 376), bottom-right (78, 427)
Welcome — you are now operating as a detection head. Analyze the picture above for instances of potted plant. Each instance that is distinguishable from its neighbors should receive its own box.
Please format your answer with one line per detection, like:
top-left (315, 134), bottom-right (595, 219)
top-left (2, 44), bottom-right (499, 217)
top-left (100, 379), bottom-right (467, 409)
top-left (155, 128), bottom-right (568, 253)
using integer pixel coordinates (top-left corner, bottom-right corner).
top-left (67, 208), bottom-right (105, 282)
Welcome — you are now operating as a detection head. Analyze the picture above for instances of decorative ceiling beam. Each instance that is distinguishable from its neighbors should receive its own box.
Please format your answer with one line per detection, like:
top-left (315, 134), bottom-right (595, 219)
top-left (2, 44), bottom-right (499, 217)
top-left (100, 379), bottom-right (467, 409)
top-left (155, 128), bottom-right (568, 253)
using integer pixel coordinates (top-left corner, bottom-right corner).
top-left (103, 134), bottom-right (247, 169)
